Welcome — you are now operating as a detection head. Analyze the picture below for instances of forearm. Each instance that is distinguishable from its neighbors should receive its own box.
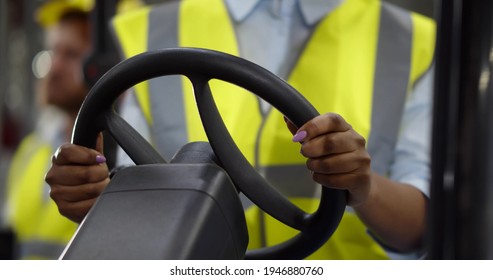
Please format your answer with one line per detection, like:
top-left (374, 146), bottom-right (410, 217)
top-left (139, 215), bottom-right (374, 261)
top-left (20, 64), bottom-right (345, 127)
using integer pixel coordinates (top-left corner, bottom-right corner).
top-left (353, 172), bottom-right (428, 252)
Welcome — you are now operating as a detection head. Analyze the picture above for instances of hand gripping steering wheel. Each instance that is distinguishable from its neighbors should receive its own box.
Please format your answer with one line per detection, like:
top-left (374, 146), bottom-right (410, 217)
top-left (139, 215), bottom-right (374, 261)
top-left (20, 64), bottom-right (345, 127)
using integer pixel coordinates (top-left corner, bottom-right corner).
top-left (72, 48), bottom-right (347, 259)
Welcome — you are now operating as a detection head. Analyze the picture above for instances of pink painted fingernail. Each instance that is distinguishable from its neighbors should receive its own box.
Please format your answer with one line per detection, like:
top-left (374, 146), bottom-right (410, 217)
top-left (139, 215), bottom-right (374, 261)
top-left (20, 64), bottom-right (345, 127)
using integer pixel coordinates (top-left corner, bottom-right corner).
top-left (96, 155), bottom-right (106, 164)
top-left (292, 130), bottom-right (307, 142)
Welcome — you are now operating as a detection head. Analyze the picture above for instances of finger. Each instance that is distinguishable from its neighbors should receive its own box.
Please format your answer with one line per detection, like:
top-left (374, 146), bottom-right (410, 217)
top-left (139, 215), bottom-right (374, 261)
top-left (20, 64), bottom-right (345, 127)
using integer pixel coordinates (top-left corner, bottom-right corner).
top-left (53, 143), bottom-right (106, 165)
top-left (49, 179), bottom-right (109, 202)
top-left (306, 150), bottom-right (371, 174)
top-left (301, 130), bottom-right (366, 157)
top-left (313, 171), bottom-right (371, 206)
top-left (55, 197), bottom-right (99, 223)
top-left (96, 132), bottom-right (104, 154)
top-left (283, 116), bottom-right (298, 135)
top-left (312, 170), bottom-right (370, 191)
top-left (46, 164), bottom-right (109, 186)
top-left (292, 113), bottom-right (351, 143)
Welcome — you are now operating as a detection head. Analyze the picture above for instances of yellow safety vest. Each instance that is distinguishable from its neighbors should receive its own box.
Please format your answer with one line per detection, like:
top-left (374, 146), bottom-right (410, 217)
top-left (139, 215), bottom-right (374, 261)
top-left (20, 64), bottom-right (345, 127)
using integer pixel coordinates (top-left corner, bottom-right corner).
top-left (112, 0), bottom-right (435, 259)
top-left (6, 134), bottom-right (77, 259)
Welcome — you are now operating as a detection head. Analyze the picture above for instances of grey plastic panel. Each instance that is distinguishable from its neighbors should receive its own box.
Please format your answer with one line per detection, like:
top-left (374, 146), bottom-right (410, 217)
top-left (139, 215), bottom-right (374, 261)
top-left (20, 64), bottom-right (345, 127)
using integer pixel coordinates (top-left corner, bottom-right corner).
top-left (61, 163), bottom-right (248, 260)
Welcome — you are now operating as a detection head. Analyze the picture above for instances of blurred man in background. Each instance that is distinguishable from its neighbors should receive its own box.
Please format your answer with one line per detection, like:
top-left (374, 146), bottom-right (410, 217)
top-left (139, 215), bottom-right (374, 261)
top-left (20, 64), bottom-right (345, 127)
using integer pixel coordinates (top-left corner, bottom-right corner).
top-left (3, 0), bottom-right (92, 259)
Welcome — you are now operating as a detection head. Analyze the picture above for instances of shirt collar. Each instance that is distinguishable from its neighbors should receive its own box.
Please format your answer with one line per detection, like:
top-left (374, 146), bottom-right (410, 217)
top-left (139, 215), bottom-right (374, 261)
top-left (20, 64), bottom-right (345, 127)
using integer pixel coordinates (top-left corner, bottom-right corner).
top-left (224, 0), bottom-right (344, 26)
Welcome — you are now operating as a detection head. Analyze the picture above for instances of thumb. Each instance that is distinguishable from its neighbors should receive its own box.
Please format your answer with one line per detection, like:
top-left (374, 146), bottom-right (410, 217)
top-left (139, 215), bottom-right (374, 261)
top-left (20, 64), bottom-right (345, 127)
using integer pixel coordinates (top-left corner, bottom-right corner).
top-left (96, 132), bottom-right (105, 154)
top-left (283, 116), bottom-right (299, 135)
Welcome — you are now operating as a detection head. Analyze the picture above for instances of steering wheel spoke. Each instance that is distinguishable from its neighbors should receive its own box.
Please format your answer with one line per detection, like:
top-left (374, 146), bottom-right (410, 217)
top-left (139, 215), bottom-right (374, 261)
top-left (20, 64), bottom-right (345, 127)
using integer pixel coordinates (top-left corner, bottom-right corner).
top-left (105, 111), bottom-right (166, 165)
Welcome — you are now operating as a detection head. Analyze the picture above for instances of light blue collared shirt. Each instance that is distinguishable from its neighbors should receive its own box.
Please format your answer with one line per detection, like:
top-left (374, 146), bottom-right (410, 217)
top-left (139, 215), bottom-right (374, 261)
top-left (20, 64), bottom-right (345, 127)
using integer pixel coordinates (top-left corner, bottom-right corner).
top-left (225, 0), bottom-right (343, 80)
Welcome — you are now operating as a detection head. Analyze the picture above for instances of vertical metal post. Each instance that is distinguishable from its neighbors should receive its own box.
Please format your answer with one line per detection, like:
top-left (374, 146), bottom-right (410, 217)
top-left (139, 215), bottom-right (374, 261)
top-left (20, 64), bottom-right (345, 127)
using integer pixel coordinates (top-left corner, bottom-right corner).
top-left (0, 0), bottom-right (14, 261)
top-left (23, 0), bottom-right (41, 134)
top-left (0, 0), bottom-right (8, 148)
top-left (83, 0), bottom-right (119, 170)
top-left (83, 0), bottom-right (119, 88)
top-left (429, 0), bottom-right (493, 259)
top-left (428, 0), bottom-right (463, 260)
top-left (454, 0), bottom-right (493, 259)
top-left (0, 0), bottom-right (10, 218)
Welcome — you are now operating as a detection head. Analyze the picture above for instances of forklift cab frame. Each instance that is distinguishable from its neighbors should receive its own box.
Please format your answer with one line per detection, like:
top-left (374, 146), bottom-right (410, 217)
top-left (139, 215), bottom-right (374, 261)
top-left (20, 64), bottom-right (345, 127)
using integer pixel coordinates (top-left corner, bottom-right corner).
top-left (428, 0), bottom-right (493, 259)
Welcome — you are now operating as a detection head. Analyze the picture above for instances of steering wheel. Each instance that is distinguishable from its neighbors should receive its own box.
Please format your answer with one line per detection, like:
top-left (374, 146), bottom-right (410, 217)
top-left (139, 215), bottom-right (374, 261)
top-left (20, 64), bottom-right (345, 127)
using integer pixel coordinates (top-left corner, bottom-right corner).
top-left (72, 48), bottom-right (347, 259)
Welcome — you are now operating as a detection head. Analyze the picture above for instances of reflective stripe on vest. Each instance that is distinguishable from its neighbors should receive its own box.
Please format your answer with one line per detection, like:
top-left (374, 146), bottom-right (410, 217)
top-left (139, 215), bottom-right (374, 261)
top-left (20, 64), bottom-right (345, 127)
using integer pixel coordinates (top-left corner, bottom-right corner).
top-left (111, 0), bottom-right (435, 259)
top-left (368, 3), bottom-right (413, 176)
top-left (112, 6), bottom-right (153, 125)
top-left (6, 134), bottom-right (78, 259)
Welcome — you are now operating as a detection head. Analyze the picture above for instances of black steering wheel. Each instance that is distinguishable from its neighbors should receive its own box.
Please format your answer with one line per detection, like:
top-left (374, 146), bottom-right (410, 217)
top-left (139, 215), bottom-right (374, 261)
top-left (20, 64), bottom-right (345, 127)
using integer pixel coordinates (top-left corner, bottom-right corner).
top-left (72, 48), bottom-right (347, 259)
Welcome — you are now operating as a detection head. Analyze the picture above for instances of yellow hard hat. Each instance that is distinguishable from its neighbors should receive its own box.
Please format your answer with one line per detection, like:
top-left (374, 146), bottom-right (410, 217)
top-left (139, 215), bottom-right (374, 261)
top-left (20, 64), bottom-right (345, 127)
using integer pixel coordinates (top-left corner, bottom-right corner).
top-left (36, 0), bottom-right (143, 28)
top-left (36, 0), bottom-right (94, 28)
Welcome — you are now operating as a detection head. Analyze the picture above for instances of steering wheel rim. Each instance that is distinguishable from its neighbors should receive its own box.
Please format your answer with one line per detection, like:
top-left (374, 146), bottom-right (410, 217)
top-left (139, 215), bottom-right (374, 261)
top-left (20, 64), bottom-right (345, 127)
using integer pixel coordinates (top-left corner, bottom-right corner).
top-left (72, 48), bottom-right (347, 259)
